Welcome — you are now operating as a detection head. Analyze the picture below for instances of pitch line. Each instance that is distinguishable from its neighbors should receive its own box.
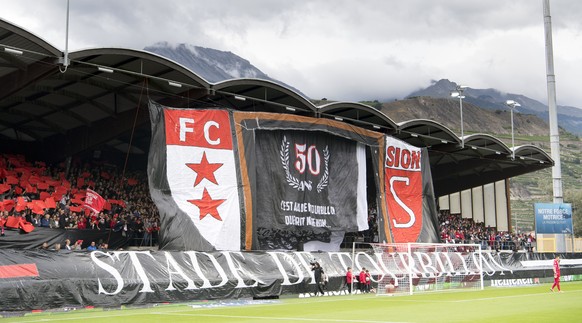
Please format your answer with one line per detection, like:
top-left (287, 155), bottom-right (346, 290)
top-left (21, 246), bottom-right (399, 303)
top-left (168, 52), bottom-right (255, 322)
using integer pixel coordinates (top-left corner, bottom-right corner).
top-left (454, 289), bottom-right (580, 302)
top-left (152, 312), bottom-right (411, 323)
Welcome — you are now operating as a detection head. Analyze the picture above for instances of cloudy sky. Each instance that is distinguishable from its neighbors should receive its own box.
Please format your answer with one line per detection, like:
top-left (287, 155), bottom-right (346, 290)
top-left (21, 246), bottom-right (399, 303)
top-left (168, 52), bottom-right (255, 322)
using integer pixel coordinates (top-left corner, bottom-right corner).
top-left (1, 0), bottom-right (581, 106)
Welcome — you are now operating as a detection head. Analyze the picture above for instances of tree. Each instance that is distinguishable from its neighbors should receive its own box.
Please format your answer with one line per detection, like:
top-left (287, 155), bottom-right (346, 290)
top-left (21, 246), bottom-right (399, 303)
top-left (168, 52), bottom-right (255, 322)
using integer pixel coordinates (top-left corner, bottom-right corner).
top-left (564, 190), bottom-right (582, 237)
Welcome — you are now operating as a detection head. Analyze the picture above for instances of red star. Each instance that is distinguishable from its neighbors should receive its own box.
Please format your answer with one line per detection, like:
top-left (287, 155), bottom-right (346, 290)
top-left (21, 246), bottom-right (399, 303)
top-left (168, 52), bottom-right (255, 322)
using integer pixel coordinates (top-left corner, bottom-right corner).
top-left (186, 152), bottom-right (223, 187)
top-left (188, 188), bottom-right (225, 221)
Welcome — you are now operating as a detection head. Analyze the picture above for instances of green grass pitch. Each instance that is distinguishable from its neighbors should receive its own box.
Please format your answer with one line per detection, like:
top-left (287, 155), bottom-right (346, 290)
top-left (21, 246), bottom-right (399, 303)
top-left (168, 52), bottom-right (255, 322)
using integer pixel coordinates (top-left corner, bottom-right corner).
top-left (3, 281), bottom-right (582, 323)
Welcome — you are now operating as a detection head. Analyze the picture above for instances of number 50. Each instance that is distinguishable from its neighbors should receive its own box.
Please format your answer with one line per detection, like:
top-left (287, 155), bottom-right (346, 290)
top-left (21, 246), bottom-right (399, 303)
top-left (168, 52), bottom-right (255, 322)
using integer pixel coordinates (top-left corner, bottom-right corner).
top-left (294, 144), bottom-right (321, 175)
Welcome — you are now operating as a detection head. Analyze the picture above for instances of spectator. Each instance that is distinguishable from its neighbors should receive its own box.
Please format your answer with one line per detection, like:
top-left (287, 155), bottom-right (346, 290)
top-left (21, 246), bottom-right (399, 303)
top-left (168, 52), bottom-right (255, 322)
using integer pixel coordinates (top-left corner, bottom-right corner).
top-left (86, 241), bottom-right (97, 251)
top-left (64, 239), bottom-right (72, 250)
top-left (72, 240), bottom-right (83, 250)
top-left (49, 215), bottom-right (58, 228)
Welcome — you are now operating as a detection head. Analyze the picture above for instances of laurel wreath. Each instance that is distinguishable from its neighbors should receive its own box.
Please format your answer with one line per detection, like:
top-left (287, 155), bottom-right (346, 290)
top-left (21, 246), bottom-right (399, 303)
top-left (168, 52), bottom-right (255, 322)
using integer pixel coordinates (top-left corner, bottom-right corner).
top-left (316, 146), bottom-right (329, 193)
top-left (280, 136), bottom-right (329, 193)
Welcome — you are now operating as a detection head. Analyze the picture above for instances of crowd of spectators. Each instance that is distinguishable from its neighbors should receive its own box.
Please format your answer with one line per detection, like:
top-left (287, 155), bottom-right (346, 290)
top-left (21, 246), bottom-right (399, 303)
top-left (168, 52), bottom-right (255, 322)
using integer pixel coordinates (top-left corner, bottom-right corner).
top-left (349, 206), bottom-right (536, 253)
top-left (0, 154), bottom-right (160, 249)
top-left (439, 210), bottom-right (536, 252)
top-left (1, 153), bottom-right (538, 253)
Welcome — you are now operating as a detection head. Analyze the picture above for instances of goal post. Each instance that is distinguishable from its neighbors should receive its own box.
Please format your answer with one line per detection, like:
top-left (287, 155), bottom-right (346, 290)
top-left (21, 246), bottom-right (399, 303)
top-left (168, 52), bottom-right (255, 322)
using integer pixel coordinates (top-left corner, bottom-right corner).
top-left (354, 242), bottom-right (484, 296)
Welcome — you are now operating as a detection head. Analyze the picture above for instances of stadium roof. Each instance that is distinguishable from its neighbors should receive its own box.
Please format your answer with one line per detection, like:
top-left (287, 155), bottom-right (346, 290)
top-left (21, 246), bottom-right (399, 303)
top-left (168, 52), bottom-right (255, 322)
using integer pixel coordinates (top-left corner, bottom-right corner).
top-left (0, 18), bottom-right (553, 197)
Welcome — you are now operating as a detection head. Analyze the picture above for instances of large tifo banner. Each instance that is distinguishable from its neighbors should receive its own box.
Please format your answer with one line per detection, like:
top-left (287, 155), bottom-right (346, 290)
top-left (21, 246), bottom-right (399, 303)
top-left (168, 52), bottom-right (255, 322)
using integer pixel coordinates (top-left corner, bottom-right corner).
top-left (234, 112), bottom-right (379, 250)
top-left (148, 102), bottom-right (242, 251)
top-left (1, 249), bottom-right (582, 311)
top-left (253, 130), bottom-right (367, 249)
top-left (148, 101), bottom-right (439, 251)
top-left (534, 203), bottom-right (573, 234)
top-left (383, 137), bottom-right (439, 243)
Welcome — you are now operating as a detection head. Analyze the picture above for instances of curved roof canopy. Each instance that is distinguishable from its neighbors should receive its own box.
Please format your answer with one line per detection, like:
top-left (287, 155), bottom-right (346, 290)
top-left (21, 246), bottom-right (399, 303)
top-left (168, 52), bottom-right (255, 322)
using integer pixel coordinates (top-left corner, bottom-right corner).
top-left (0, 18), bottom-right (552, 196)
top-left (318, 101), bottom-right (398, 133)
top-left (213, 78), bottom-right (317, 116)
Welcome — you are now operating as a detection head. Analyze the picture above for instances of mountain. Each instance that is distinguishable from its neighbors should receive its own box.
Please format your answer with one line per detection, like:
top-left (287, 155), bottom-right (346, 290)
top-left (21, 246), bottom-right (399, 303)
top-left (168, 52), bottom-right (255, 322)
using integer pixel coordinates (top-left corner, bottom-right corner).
top-left (143, 42), bottom-right (304, 95)
top-left (407, 79), bottom-right (582, 135)
top-left (378, 96), bottom-right (550, 137)
top-left (143, 43), bottom-right (581, 135)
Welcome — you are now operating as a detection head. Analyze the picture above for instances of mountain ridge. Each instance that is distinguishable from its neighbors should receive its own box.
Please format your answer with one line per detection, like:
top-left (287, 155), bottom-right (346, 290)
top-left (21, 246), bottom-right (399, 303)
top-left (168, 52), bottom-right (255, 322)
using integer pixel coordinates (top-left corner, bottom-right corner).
top-left (143, 42), bottom-right (305, 96)
top-left (407, 79), bottom-right (582, 135)
top-left (143, 43), bottom-right (581, 135)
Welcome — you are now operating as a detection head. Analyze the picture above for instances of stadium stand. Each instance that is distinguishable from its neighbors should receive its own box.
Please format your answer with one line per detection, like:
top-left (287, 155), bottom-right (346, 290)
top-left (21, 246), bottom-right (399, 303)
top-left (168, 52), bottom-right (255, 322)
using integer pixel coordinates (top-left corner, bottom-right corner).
top-left (0, 153), bottom-right (159, 248)
top-left (1, 152), bottom-right (536, 252)
top-left (438, 210), bottom-right (535, 252)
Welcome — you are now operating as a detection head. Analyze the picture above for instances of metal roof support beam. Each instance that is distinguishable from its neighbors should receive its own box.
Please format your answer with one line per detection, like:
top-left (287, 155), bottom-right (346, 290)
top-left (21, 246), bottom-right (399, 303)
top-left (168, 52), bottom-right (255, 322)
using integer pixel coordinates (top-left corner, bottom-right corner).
top-left (0, 57), bottom-right (56, 102)
top-left (33, 104), bottom-right (150, 162)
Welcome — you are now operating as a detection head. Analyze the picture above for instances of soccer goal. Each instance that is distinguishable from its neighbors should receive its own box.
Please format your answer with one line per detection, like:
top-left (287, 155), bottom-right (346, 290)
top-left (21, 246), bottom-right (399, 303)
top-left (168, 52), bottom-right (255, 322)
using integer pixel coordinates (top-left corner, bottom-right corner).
top-left (361, 242), bottom-right (484, 296)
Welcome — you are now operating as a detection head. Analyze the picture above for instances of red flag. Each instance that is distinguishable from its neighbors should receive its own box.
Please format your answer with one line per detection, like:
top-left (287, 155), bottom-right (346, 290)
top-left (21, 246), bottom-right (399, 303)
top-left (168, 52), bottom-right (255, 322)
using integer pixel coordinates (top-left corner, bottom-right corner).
top-left (0, 183), bottom-right (10, 194)
top-left (45, 197), bottom-right (56, 209)
top-left (30, 200), bottom-right (46, 215)
top-left (71, 198), bottom-right (83, 205)
top-left (127, 178), bottom-right (138, 186)
top-left (7, 156), bottom-right (24, 167)
top-left (47, 180), bottom-right (61, 188)
top-left (5, 216), bottom-right (21, 228)
top-left (39, 192), bottom-right (50, 201)
top-left (14, 186), bottom-right (23, 195)
top-left (109, 199), bottom-right (126, 208)
top-left (25, 183), bottom-right (37, 194)
top-left (83, 189), bottom-right (106, 213)
top-left (15, 197), bottom-right (27, 212)
top-left (55, 186), bottom-right (68, 195)
top-left (28, 175), bottom-right (40, 185)
top-left (77, 177), bottom-right (85, 188)
top-left (6, 176), bottom-right (18, 185)
top-left (51, 192), bottom-right (64, 201)
top-left (69, 205), bottom-right (82, 213)
top-left (16, 168), bottom-right (30, 178)
top-left (100, 171), bottom-right (111, 179)
top-left (20, 221), bottom-right (35, 233)
top-left (1, 200), bottom-right (15, 212)
top-left (37, 182), bottom-right (49, 190)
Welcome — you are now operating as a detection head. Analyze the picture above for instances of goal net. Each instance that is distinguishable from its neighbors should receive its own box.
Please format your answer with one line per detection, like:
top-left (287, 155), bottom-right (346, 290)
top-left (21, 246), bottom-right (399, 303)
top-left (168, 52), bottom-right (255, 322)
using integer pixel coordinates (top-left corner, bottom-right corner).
top-left (367, 242), bottom-right (484, 296)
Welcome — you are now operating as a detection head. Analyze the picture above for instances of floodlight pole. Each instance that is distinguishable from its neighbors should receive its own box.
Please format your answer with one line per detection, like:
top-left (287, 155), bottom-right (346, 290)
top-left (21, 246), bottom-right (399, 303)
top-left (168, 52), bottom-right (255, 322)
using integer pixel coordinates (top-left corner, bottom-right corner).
top-left (543, 0), bottom-right (563, 204)
top-left (451, 85), bottom-right (467, 148)
top-left (459, 93), bottom-right (464, 148)
top-left (58, 0), bottom-right (70, 71)
top-left (510, 108), bottom-right (515, 160)
top-left (505, 100), bottom-right (521, 160)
